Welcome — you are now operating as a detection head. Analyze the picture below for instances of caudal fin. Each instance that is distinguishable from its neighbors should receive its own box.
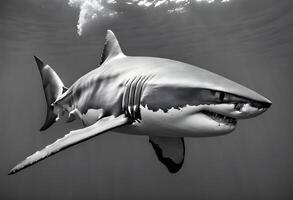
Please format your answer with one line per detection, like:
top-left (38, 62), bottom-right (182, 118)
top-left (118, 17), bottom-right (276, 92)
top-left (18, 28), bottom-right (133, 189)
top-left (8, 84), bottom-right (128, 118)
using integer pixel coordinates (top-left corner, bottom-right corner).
top-left (34, 56), bottom-right (66, 131)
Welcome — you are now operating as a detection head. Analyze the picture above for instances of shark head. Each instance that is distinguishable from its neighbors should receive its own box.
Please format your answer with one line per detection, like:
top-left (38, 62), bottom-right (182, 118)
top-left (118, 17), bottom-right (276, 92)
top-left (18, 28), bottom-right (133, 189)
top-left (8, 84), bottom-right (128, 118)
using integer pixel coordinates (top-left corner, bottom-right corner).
top-left (171, 87), bottom-right (272, 136)
top-left (140, 59), bottom-right (272, 137)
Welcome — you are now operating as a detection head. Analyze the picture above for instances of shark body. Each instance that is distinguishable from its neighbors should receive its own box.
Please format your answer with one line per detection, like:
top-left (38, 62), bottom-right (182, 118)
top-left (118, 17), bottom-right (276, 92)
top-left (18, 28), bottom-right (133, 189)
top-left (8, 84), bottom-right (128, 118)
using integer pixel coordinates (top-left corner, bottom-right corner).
top-left (9, 30), bottom-right (271, 174)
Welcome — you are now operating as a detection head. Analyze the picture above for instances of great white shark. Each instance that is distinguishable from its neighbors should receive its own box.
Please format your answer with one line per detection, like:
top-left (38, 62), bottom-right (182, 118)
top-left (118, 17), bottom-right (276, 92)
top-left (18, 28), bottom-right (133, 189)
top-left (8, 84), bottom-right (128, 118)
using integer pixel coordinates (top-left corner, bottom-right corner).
top-left (9, 30), bottom-right (271, 174)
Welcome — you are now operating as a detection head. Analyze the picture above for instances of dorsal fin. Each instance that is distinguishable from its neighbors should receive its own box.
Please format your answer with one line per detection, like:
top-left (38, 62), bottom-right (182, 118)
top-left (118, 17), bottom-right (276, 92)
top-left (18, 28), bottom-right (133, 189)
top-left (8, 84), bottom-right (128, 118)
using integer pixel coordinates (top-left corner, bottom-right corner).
top-left (100, 30), bottom-right (124, 65)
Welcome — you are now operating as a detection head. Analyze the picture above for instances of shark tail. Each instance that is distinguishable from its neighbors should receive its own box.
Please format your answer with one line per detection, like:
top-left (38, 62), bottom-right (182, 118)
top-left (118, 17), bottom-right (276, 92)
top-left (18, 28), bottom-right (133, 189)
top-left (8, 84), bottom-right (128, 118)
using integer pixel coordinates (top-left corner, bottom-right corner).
top-left (34, 56), bottom-right (67, 131)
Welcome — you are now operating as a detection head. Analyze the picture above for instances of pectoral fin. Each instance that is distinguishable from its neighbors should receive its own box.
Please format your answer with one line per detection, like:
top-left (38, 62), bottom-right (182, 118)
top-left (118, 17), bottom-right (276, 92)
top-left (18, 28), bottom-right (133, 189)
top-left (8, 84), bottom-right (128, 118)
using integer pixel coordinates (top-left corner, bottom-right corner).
top-left (9, 114), bottom-right (129, 175)
top-left (149, 136), bottom-right (185, 173)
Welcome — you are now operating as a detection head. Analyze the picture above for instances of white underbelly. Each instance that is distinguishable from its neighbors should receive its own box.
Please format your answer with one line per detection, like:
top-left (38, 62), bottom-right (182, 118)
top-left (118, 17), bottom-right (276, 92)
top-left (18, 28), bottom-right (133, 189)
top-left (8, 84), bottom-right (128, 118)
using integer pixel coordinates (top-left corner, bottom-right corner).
top-left (81, 108), bottom-right (103, 126)
top-left (81, 105), bottom-right (230, 138)
top-left (115, 105), bottom-right (204, 137)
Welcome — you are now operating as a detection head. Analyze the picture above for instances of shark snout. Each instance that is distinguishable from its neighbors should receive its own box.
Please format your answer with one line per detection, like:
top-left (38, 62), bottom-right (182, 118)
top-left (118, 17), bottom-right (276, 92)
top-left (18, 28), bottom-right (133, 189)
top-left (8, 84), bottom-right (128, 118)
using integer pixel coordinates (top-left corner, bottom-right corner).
top-left (205, 98), bottom-right (271, 120)
top-left (232, 90), bottom-right (271, 119)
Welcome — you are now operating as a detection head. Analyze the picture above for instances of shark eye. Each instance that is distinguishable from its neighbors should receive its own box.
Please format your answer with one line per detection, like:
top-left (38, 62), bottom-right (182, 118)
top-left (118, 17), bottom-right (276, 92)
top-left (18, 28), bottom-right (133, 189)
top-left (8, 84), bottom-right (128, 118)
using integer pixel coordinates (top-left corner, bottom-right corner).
top-left (219, 92), bottom-right (225, 101)
top-left (213, 91), bottom-right (226, 101)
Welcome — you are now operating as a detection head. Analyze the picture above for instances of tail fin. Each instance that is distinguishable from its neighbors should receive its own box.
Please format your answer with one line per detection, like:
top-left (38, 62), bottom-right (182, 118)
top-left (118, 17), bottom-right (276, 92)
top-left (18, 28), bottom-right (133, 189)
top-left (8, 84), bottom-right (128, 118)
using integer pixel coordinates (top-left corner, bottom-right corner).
top-left (34, 56), bottom-right (66, 131)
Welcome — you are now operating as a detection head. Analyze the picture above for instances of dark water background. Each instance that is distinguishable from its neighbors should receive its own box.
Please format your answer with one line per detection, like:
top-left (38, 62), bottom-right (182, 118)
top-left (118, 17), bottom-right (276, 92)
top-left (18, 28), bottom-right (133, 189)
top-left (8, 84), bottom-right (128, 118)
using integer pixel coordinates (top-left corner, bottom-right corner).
top-left (0, 0), bottom-right (293, 199)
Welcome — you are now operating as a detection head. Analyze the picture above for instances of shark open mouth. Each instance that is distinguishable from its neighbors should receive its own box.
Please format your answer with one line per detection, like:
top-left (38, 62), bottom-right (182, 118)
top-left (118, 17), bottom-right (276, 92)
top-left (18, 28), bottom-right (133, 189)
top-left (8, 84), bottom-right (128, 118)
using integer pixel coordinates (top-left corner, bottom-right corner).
top-left (201, 110), bottom-right (237, 126)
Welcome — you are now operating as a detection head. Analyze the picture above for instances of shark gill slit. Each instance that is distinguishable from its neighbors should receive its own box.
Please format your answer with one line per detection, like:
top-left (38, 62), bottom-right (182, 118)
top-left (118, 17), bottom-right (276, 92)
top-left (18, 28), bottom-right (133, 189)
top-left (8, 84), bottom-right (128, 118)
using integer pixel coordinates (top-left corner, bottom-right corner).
top-left (126, 78), bottom-right (136, 120)
top-left (128, 76), bottom-right (142, 122)
top-left (122, 76), bottom-right (150, 122)
top-left (128, 76), bottom-right (140, 120)
top-left (134, 76), bottom-right (149, 121)
top-left (132, 76), bottom-right (143, 121)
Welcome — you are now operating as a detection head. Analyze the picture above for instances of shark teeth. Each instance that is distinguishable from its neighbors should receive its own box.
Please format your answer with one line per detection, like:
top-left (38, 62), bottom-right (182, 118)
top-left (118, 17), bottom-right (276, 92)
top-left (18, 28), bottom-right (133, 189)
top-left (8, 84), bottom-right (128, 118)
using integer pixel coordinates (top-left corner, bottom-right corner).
top-left (201, 110), bottom-right (237, 125)
top-left (234, 103), bottom-right (244, 111)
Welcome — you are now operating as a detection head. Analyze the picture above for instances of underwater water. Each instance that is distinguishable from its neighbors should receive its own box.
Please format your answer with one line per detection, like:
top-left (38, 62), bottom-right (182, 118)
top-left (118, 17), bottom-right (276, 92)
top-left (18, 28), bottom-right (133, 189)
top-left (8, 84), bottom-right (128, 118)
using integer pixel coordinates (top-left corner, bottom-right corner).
top-left (0, 0), bottom-right (293, 199)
